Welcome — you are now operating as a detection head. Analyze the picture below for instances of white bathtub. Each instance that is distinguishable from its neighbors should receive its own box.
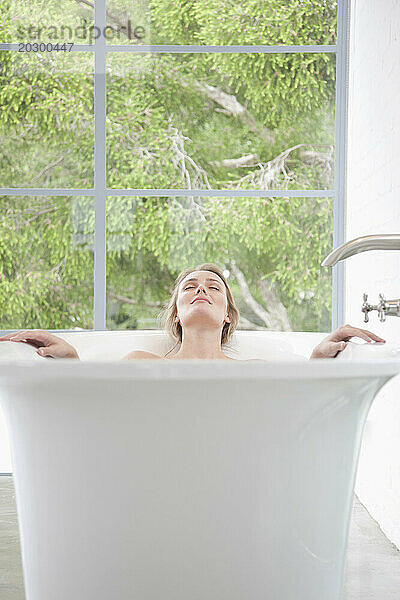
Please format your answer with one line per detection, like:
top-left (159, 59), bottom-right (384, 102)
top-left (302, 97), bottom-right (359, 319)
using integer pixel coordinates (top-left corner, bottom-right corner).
top-left (0, 329), bottom-right (399, 600)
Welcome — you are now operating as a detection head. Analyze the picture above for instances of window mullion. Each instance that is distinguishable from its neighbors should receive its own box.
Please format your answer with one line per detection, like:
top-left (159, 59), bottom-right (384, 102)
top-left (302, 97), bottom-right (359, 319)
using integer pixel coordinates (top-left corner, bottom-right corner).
top-left (332, 0), bottom-right (350, 330)
top-left (94, 0), bottom-right (107, 331)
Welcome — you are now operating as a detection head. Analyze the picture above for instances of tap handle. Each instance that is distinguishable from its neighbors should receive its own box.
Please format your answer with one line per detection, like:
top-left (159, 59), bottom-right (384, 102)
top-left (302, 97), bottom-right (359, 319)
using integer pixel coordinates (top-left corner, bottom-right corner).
top-left (362, 292), bottom-right (371, 322)
top-left (361, 292), bottom-right (400, 322)
top-left (363, 293), bottom-right (369, 321)
top-left (362, 292), bottom-right (380, 322)
top-left (378, 293), bottom-right (386, 322)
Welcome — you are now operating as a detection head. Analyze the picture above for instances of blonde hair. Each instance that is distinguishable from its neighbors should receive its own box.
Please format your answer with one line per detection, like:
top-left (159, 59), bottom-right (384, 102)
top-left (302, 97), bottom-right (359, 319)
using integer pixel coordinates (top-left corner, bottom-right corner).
top-left (157, 263), bottom-right (240, 358)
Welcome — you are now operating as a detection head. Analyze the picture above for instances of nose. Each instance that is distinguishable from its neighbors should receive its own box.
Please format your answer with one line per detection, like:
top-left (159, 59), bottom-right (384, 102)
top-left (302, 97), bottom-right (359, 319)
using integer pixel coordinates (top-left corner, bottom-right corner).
top-left (196, 285), bottom-right (207, 294)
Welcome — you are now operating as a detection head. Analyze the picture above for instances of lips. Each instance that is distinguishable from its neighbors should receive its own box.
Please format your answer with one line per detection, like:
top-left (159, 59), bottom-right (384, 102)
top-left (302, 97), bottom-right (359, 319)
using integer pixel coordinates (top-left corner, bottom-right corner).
top-left (191, 298), bottom-right (211, 304)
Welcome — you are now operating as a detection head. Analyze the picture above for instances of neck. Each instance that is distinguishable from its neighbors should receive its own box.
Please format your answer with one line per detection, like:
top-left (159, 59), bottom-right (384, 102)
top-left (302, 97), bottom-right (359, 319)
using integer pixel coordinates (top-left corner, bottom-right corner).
top-left (171, 325), bottom-right (227, 359)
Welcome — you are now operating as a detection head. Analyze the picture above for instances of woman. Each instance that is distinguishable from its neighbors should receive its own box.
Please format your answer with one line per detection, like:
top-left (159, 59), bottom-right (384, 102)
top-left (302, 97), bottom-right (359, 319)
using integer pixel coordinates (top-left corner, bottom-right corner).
top-left (0, 262), bottom-right (385, 359)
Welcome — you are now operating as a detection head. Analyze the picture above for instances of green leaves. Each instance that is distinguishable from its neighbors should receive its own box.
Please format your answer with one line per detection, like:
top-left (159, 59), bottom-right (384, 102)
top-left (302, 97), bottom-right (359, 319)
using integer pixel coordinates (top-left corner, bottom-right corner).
top-left (0, 1), bottom-right (336, 331)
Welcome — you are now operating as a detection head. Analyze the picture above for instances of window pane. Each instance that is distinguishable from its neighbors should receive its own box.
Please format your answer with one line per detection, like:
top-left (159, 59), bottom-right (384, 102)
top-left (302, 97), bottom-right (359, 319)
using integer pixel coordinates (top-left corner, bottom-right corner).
top-left (106, 196), bottom-right (332, 332)
top-left (0, 196), bottom-right (94, 330)
top-left (0, 52), bottom-right (94, 188)
top-left (0, 0), bottom-right (95, 44)
top-left (105, 1), bottom-right (337, 46)
top-left (107, 52), bottom-right (335, 190)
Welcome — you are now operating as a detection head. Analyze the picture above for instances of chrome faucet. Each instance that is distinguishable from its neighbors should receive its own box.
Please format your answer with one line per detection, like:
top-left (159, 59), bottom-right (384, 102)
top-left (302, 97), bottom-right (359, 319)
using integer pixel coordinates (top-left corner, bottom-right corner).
top-left (321, 234), bottom-right (400, 267)
top-left (321, 234), bottom-right (400, 323)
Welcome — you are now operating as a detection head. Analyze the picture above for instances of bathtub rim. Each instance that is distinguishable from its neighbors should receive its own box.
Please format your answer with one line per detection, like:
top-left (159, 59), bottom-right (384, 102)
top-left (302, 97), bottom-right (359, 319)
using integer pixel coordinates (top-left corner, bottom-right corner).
top-left (0, 358), bottom-right (399, 382)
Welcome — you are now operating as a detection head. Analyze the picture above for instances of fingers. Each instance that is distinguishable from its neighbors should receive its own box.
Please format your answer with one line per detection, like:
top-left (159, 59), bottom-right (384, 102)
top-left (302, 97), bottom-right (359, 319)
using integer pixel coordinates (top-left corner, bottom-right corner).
top-left (11, 329), bottom-right (51, 346)
top-left (9, 330), bottom-right (30, 339)
top-left (0, 330), bottom-right (51, 350)
top-left (311, 340), bottom-right (347, 358)
top-left (37, 347), bottom-right (54, 358)
top-left (0, 332), bottom-right (21, 341)
top-left (0, 329), bottom-right (43, 339)
top-left (0, 330), bottom-right (31, 342)
top-left (0, 330), bottom-right (32, 338)
top-left (328, 341), bottom-right (347, 357)
top-left (8, 330), bottom-right (48, 343)
top-left (359, 329), bottom-right (385, 342)
top-left (337, 325), bottom-right (386, 343)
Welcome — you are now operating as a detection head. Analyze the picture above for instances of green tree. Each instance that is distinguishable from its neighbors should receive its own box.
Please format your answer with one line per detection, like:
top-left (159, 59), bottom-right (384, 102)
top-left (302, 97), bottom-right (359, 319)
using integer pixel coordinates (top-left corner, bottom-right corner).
top-left (0, 0), bottom-right (336, 332)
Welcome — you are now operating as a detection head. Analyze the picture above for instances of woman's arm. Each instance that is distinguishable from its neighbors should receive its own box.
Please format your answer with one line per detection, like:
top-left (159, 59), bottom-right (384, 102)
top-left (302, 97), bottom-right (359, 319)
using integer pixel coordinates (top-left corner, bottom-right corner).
top-left (310, 324), bottom-right (385, 359)
top-left (0, 330), bottom-right (80, 359)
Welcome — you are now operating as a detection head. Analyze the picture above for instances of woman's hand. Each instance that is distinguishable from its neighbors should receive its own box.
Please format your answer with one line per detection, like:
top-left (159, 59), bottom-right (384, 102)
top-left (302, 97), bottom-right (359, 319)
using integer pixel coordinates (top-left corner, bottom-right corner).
top-left (310, 324), bottom-right (386, 359)
top-left (0, 329), bottom-right (79, 359)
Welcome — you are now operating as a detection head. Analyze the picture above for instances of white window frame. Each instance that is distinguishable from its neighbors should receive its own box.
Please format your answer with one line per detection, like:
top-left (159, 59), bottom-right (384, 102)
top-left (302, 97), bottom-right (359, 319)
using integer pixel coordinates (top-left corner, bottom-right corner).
top-left (0, 0), bottom-right (349, 332)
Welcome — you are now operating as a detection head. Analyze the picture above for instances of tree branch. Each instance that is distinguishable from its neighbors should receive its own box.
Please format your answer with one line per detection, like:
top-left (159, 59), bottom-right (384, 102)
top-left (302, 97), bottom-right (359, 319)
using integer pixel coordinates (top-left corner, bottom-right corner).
top-left (107, 292), bottom-right (162, 309)
top-left (186, 80), bottom-right (274, 144)
top-left (230, 261), bottom-right (292, 331)
top-left (211, 154), bottom-right (259, 169)
top-left (237, 315), bottom-right (267, 330)
top-left (229, 262), bottom-right (274, 328)
top-left (169, 122), bottom-right (212, 190)
top-left (258, 278), bottom-right (292, 331)
top-left (74, 0), bottom-right (144, 42)
top-left (22, 151), bottom-right (71, 187)
top-left (25, 206), bottom-right (58, 225)
top-left (230, 143), bottom-right (333, 190)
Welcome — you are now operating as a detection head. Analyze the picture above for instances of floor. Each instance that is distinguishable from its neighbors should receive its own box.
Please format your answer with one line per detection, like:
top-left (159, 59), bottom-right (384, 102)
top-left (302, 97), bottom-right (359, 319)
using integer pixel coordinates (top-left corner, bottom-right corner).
top-left (1, 476), bottom-right (399, 599)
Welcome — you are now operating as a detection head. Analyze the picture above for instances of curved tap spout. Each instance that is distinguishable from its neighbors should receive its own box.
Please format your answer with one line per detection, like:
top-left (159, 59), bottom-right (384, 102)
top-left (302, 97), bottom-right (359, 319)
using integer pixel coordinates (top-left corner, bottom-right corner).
top-left (321, 234), bottom-right (400, 267)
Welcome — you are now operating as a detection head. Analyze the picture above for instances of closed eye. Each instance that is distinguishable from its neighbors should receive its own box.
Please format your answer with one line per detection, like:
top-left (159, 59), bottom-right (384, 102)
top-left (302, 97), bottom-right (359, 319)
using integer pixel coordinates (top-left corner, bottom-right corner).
top-left (184, 286), bottom-right (220, 290)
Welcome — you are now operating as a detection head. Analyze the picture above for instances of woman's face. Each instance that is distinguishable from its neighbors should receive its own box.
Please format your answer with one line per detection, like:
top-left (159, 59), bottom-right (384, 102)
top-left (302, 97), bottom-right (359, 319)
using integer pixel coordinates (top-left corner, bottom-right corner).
top-left (175, 270), bottom-right (231, 329)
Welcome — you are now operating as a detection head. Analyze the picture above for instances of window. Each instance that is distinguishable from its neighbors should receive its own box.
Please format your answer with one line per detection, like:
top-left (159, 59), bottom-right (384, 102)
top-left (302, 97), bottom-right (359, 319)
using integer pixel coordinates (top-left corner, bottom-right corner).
top-left (0, 0), bottom-right (348, 333)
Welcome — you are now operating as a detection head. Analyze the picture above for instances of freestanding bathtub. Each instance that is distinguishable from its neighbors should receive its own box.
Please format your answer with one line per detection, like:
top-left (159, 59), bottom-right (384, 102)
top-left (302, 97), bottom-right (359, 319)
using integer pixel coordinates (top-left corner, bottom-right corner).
top-left (0, 329), bottom-right (399, 600)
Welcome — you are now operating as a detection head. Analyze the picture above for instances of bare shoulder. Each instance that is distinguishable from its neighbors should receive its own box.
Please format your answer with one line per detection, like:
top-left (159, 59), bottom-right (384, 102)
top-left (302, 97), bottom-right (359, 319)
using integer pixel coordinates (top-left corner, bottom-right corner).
top-left (122, 350), bottom-right (163, 360)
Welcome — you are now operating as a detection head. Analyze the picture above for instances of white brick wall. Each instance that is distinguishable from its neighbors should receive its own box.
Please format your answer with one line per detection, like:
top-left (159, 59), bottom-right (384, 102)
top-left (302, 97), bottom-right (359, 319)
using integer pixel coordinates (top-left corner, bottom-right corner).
top-left (346, 0), bottom-right (400, 549)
